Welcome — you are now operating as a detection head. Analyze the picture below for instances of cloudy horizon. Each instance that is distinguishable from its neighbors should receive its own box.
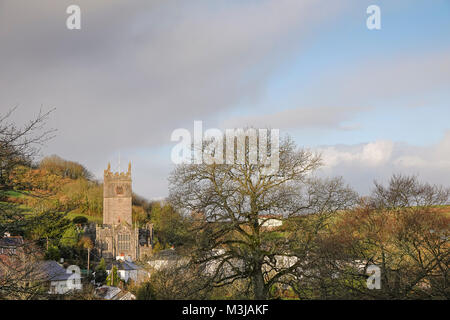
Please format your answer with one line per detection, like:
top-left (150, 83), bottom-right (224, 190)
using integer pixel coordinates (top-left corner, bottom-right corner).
top-left (1, 0), bottom-right (449, 200)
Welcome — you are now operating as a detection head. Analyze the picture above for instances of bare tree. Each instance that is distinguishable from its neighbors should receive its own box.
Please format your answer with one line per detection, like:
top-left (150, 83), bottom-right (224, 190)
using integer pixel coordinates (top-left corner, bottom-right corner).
top-left (327, 203), bottom-right (449, 300)
top-left (373, 174), bottom-right (450, 209)
top-left (0, 107), bottom-right (55, 299)
top-left (0, 107), bottom-right (55, 188)
top-left (0, 240), bottom-right (46, 300)
top-left (307, 175), bottom-right (450, 300)
top-left (143, 263), bottom-right (212, 300)
top-left (364, 174), bottom-right (450, 298)
top-left (169, 133), bottom-right (358, 299)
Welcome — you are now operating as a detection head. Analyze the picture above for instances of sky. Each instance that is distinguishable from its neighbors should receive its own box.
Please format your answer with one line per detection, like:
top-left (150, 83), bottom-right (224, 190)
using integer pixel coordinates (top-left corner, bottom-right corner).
top-left (0, 0), bottom-right (449, 199)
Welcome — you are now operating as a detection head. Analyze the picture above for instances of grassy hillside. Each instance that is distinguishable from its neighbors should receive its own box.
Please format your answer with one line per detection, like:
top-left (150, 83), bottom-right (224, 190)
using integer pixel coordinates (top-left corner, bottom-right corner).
top-left (1, 155), bottom-right (151, 225)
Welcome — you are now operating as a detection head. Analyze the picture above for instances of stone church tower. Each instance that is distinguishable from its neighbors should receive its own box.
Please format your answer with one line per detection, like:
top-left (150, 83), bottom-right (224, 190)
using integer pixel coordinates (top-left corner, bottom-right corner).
top-left (103, 162), bottom-right (132, 225)
top-left (95, 162), bottom-right (153, 261)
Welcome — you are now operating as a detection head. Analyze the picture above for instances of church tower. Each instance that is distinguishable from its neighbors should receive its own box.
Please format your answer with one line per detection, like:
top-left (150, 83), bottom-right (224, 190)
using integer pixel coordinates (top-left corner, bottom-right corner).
top-left (103, 162), bottom-right (132, 226)
top-left (95, 161), bottom-right (153, 261)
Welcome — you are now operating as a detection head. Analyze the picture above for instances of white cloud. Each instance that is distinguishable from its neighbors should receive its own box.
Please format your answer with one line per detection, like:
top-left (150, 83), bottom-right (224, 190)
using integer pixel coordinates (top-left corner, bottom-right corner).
top-left (317, 132), bottom-right (450, 195)
top-left (393, 131), bottom-right (450, 169)
top-left (320, 140), bottom-right (394, 168)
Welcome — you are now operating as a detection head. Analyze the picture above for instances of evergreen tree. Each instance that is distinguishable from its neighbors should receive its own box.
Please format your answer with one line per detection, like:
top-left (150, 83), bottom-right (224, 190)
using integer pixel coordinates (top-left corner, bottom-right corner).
top-left (59, 225), bottom-right (78, 247)
top-left (106, 265), bottom-right (119, 287)
top-left (95, 258), bottom-right (107, 284)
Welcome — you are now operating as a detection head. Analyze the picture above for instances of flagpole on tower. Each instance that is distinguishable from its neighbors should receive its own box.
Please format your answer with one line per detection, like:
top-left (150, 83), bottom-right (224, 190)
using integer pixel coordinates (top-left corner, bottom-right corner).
top-left (118, 151), bottom-right (121, 173)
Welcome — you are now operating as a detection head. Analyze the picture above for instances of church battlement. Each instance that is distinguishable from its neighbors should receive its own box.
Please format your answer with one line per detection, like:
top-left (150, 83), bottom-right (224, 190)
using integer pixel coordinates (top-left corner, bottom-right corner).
top-left (104, 162), bottom-right (131, 180)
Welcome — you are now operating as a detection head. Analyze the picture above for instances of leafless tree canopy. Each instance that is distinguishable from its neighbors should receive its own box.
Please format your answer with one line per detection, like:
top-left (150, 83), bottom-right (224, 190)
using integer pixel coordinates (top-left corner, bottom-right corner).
top-left (169, 135), bottom-right (359, 299)
top-left (373, 174), bottom-right (450, 209)
top-left (0, 241), bottom-right (46, 300)
top-left (0, 107), bottom-right (55, 187)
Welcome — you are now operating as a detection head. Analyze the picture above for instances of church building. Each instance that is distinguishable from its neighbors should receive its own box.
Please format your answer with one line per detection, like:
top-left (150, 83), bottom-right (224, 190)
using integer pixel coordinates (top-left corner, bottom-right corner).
top-left (95, 162), bottom-right (153, 261)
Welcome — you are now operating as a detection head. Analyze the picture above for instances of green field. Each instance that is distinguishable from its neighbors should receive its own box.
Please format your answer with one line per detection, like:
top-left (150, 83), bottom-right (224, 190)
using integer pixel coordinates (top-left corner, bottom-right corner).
top-left (67, 210), bottom-right (102, 224)
top-left (1, 189), bottom-right (103, 224)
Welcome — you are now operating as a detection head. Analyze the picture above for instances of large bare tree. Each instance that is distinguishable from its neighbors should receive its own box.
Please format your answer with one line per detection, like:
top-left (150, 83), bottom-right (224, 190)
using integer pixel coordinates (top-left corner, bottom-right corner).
top-left (308, 175), bottom-right (450, 300)
top-left (169, 133), bottom-right (358, 299)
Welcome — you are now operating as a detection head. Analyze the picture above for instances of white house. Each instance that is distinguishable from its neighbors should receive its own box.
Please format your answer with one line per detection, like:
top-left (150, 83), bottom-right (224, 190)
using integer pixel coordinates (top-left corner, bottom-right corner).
top-left (106, 259), bottom-right (149, 283)
top-left (258, 215), bottom-right (283, 229)
top-left (147, 249), bottom-right (188, 271)
top-left (39, 260), bottom-right (82, 295)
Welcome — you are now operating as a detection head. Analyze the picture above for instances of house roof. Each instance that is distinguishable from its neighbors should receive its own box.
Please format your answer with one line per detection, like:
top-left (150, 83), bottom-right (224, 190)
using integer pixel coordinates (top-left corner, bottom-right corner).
top-left (258, 214), bottom-right (282, 219)
top-left (0, 236), bottom-right (24, 248)
top-left (106, 260), bottom-right (141, 271)
top-left (38, 260), bottom-right (73, 281)
top-left (96, 285), bottom-right (122, 300)
top-left (148, 249), bottom-right (180, 261)
top-left (95, 285), bottom-right (135, 300)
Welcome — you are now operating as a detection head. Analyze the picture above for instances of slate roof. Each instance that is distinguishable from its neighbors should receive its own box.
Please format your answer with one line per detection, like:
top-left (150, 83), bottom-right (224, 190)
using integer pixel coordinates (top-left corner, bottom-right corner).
top-left (106, 260), bottom-right (141, 271)
top-left (96, 285), bottom-right (122, 300)
top-left (0, 236), bottom-right (24, 248)
top-left (149, 249), bottom-right (180, 261)
top-left (95, 285), bottom-right (136, 300)
top-left (38, 260), bottom-right (72, 281)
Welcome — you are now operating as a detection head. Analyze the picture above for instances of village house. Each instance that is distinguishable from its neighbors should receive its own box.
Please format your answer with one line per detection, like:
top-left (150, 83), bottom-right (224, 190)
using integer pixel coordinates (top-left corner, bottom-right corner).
top-left (95, 285), bottom-right (136, 300)
top-left (0, 233), bottom-right (24, 256)
top-left (106, 258), bottom-right (149, 284)
top-left (258, 215), bottom-right (283, 229)
top-left (38, 260), bottom-right (82, 295)
top-left (147, 248), bottom-right (188, 271)
top-left (0, 233), bottom-right (41, 290)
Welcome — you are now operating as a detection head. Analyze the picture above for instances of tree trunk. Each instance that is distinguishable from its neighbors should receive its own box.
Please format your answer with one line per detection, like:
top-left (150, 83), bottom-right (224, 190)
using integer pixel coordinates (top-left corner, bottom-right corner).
top-left (87, 248), bottom-right (90, 273)
top-left (252, 263), bottom-right (267, 299)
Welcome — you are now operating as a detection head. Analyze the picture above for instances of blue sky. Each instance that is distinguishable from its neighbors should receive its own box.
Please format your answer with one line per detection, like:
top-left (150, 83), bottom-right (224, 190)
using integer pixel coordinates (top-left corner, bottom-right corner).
top-left (224, 0), bottom-right (450, 146)
top-left (1, 0), bottom-right (449, 198)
